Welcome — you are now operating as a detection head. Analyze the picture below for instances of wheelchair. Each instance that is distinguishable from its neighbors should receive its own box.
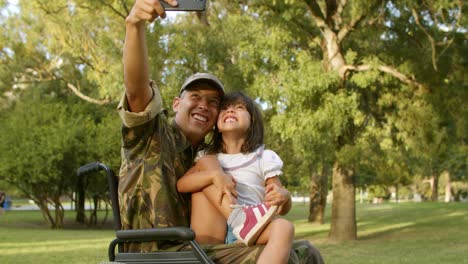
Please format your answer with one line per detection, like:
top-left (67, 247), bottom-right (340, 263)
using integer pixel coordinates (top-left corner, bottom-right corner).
top-left (77, 162), bottom-right (214, 264)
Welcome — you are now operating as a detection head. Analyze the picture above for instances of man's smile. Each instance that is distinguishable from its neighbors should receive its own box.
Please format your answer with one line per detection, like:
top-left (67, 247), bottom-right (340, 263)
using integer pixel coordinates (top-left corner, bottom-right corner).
top-left (193, 113), bottom-right (208, 123)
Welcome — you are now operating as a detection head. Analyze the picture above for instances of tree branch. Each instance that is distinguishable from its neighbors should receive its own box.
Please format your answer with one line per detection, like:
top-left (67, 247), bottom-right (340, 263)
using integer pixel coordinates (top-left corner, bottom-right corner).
top-left (66, 83), bottom-right (111, 105)
top-left (336, 0), bottom-right (347, 16)
top-left (96, 0), bottom-right (127, 19)
top-left (20, 63), bottom-right (112, 105)
top-left (120, 0), bottom-right (131, 17)
top-left (79, 56), bottom-right (108, 74)
top-left (342, 64), bottom-right (426, 91)
top-left (411, 8), bottom-right (438, 71)
top-left (456, 0), bottom-right (463, 27)
top-left (304, 0), bottom-right (327, 29)
top-left (436, 38), bottom-right (454, 64)
top-left (337, 14), bottom-right (364, 42)
top-left (37, 2), bottom-right (68, 15)
top-left (339, 1), bottom-right (384, 41)
top-left (326, 0), bottom-right (347, 30)
top-left (15, 76), bottom-right (111, 105)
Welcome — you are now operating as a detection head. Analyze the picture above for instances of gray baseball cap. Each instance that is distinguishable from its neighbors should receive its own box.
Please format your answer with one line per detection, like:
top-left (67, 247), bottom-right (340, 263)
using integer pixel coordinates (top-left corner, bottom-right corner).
top-left (179, 72), bottom-right (225, 96)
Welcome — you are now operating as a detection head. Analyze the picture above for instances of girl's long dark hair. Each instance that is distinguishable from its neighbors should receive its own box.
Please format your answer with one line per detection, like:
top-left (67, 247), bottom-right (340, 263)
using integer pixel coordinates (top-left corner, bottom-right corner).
top-left (206, 92), bottom-right (264, 154)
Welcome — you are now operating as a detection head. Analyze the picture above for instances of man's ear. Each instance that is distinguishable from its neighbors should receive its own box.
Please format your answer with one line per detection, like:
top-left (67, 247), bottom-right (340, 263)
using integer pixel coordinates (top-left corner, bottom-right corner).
top-left (172, 97), bottom-right (181, 112)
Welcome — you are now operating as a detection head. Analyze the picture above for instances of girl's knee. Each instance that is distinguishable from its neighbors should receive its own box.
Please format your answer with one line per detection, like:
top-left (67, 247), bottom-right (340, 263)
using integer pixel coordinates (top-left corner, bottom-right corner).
top-left (283, 219), bottom-right (295, 237)
top-left (276, 218), bottom-right (294, 228)
top-left (272, 218), bottom-right (295, 238)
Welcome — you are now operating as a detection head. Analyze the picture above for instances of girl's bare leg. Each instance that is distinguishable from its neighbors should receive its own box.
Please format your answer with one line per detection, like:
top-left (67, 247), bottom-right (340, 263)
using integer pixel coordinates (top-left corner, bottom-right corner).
top-left (191, 184), bottom-right (235, 244)
top-left (190, 191), bottom-right (226, 244)
top-left (255, 218), bottom-right (295, 264)
top-left (201, 184), bottom-right (233, 218)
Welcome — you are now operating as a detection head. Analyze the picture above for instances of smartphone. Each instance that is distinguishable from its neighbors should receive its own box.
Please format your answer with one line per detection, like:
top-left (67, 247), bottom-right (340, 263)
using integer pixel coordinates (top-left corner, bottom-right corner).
top-left (159, 0), bottom-right (207, 11)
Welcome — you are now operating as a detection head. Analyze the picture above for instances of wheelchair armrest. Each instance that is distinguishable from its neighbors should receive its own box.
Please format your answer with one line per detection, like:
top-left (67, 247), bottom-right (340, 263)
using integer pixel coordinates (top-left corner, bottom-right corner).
top-left (110, 227), bottom-right (214, 264)
top-left (116, 227), bottom-right (195, 242)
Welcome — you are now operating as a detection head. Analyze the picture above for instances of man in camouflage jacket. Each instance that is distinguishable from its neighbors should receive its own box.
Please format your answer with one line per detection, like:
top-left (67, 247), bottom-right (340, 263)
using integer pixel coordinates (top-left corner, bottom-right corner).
top-left (118, 0), bottom-right (324, 263)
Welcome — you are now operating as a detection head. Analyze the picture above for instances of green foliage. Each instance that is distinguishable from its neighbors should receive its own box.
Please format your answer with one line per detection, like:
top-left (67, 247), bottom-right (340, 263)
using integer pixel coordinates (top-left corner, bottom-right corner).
top-left (0, 84), bottom-right (120, 227)
top-left (367, 185), bottom-right (391, 200)
top-left (0, 0), bottom-right (466, 229)
top-left (0, 0), bottom-right (127, 103)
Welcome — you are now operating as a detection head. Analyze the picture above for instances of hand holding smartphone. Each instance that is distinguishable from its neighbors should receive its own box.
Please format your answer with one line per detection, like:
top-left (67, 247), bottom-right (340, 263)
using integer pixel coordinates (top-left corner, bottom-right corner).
top-left (159, 0), bottom-right (207, 11)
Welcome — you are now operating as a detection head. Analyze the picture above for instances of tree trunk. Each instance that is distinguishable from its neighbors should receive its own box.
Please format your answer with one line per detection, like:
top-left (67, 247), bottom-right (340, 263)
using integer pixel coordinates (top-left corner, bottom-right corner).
top-left (395, 184), bottom-right (399, 203)
top-left (37, 200), bottom-right (56, 228)
top-left (54, 205), bottom-right (64, 228)
top-left (53, 196), bottom-right (64, 229)
top-left (89, 195), bottom-right (99, 226)
top-left (430, 173), bottom-right (439, 202)
top-left (308, 164), bottom-right (330, 224)
top-left (321, 29), bottom-right (347, 78)
top-left (328, 161), bottom-right (357, 241)
top-left (443, 171), bottom-right (452, 203)
top-left (102, 201), bottom-right (109, 225)
top-left (76, 179), bottom-right (86, 223)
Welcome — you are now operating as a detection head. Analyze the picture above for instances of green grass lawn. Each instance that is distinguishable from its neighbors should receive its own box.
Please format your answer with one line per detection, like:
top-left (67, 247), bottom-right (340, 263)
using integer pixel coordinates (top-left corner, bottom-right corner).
top-left (0, 210), bottom-right (113, 264)
top-left (1, 202), bottom-right (467, 264)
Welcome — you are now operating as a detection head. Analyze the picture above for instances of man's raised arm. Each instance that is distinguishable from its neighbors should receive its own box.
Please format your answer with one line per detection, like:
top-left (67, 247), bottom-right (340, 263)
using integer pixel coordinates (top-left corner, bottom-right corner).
top-left (123, 0), bottom-right (178, 112)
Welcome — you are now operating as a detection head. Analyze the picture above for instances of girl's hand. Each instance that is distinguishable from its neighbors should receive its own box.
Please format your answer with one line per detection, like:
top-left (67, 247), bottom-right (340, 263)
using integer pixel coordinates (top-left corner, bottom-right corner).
top-left (213, 171), bottom-right (237, 205)
top-left (264, 182), bottom-right (290, 207)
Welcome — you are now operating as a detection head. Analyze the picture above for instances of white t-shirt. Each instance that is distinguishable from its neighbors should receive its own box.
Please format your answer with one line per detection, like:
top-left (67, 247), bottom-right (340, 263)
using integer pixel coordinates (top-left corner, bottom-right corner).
top-left (196, 145), bottom-right (283, 205)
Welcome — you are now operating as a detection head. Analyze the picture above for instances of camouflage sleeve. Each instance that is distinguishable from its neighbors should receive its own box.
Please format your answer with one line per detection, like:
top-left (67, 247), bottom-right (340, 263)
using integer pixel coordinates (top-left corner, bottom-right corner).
top-left (117, 82), bottom-right (163, 128)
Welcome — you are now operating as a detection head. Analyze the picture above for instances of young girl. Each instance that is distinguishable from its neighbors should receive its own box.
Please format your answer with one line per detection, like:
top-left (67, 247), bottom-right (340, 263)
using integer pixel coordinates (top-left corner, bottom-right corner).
top-left (177, 92), bottom-right (294, 264)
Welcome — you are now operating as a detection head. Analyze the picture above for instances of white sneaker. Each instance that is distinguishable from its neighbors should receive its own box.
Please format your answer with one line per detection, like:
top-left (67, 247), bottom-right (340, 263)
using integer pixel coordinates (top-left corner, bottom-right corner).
top-left (227, 203), bottom-right (278, 246)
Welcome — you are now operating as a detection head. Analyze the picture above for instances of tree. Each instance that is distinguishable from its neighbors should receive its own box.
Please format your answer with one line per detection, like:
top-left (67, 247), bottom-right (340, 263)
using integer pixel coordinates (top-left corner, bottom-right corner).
top-left (74, 107), bottom-right (121, 225)
top-left (1, 0), bottom-right (465, 237)
top-left (194, 0), bottom-right (466, 241)
top-left (0, 0), bottom-right (130, 105)
top-left (0, 80), bottom-right (120, 228)
top-left (0, 85), bottom-right (89, 227)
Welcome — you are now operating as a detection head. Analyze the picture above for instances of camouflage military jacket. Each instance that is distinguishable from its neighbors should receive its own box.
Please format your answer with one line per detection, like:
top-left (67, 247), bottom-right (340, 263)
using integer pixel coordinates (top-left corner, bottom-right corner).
top-left (117, 84), bottom-right (195, 252)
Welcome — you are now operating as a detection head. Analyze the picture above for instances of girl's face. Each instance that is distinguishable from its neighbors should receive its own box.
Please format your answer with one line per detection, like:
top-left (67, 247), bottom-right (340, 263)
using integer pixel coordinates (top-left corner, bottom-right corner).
top-left (217, 102), bottom-right (251, 136)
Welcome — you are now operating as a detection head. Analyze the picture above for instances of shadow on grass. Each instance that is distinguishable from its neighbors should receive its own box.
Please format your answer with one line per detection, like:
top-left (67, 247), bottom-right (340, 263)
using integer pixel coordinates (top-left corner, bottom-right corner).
top-left (288, 202), bottom-right (468, 242)
top-left (356, 203), bottom-right (468, 240)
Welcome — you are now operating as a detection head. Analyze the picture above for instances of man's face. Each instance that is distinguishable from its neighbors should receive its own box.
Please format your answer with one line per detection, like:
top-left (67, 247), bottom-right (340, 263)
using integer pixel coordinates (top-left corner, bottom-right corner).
top-left (173, 83), bottom-right (221, 146)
